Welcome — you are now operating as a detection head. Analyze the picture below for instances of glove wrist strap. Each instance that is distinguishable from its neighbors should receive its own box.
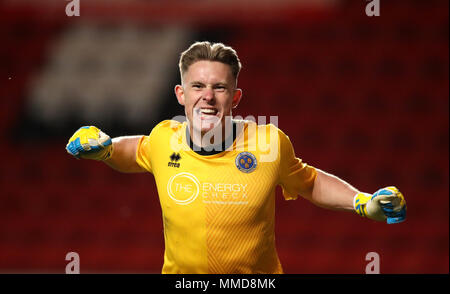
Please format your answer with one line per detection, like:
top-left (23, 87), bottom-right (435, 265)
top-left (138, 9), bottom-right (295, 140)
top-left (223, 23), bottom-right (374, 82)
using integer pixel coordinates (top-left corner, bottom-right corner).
top-left (354, 192), bottom-right (371, 218)
top-left (99, 145), bottom-right (113, 161)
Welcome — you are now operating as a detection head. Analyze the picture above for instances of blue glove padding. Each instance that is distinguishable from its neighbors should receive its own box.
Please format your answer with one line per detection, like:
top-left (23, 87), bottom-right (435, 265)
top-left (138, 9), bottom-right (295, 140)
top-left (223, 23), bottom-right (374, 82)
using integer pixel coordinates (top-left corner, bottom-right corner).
top-left (354, 186), bottom-right (407, 224)
top-left (373, 188), bottom-right (407, 224)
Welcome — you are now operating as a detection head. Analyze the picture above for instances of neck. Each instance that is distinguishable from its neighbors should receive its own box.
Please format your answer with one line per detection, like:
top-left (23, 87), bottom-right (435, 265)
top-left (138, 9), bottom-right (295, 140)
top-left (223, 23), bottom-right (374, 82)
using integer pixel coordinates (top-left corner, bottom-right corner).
top-left (186, 119), bottom-right (237, 155)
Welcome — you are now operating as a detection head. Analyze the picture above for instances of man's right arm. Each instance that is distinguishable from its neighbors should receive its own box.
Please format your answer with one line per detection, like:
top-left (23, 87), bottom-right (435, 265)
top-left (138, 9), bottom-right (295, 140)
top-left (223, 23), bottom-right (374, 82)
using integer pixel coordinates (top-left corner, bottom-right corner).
top-left (66, 126), bottom-right (146, 173)
top-left (104, 136), bottom-right (146, 173)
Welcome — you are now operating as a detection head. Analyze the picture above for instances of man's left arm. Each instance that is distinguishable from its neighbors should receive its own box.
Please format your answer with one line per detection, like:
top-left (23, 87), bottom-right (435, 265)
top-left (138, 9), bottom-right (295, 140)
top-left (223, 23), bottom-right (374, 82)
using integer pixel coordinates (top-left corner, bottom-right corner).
top-left (303, 169), bottom-right (407, 224)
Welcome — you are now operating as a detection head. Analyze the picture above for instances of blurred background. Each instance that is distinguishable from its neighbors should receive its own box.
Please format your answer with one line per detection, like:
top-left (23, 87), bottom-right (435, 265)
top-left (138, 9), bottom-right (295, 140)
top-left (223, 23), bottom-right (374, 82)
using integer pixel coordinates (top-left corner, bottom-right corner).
top-left (0, 0), bottom-right (448, 273)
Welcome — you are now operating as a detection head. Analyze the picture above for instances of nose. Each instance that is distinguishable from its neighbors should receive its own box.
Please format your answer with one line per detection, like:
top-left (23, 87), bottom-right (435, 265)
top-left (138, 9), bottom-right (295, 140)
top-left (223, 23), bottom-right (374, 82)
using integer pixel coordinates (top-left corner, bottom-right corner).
top-left (202, 86), bottom-right (215, 102)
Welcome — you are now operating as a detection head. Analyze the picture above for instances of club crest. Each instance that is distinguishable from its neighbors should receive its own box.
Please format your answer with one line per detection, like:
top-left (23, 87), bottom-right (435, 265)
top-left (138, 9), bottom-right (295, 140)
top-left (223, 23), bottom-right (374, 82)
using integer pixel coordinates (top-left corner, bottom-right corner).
top-left (235, 152), bottom-right (257, 173)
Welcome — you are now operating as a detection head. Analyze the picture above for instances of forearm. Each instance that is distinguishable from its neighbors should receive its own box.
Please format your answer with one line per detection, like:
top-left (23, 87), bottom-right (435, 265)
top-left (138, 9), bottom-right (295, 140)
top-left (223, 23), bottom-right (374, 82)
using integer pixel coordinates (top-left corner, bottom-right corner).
top-left (104, 136), bottom-right (146, 173)
top-left (305, 169), bottom-right (358, 211)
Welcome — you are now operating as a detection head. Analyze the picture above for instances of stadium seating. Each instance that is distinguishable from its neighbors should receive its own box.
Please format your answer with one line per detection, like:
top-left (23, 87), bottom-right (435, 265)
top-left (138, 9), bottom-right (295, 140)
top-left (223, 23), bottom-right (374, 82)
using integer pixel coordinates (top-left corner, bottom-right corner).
top-left (0, 0), bottom-right (447, 273)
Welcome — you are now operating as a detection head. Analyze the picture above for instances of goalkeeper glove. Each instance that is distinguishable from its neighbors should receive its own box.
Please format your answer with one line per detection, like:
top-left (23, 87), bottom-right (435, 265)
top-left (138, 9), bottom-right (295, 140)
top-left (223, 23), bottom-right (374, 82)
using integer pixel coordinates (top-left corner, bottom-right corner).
top-left (354, 186), bottom-right (406, 224)
top-left (66, 126), bottom-right (113, 161)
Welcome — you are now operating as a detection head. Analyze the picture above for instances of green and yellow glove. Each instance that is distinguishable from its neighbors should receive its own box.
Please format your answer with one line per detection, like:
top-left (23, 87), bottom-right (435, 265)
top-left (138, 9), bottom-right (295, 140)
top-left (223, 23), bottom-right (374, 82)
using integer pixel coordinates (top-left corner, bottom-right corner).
top-left (66, 126), bottom-right (113, 161)
top-left (354, 186), bottom-right (407, 224)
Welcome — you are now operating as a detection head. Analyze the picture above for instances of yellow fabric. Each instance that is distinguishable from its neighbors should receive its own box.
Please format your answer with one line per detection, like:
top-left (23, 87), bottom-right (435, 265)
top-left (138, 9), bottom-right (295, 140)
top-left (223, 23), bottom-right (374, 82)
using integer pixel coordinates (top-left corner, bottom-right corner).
top-left (136, 120), bottom-right (317, 274)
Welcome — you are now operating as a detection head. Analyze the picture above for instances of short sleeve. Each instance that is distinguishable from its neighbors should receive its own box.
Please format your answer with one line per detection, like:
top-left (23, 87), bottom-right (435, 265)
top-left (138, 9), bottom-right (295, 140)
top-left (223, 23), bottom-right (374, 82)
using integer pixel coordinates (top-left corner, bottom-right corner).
top-left (136, 135), bottom-right (153, 173)
top-left (278, 129), bottom-right (317, 200)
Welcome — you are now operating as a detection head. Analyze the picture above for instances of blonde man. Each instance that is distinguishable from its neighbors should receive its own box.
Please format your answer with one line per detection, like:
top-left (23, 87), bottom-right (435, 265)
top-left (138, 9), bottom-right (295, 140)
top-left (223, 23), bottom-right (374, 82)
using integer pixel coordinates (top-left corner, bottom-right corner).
top-left (66, 41), bottom-right (406, 274)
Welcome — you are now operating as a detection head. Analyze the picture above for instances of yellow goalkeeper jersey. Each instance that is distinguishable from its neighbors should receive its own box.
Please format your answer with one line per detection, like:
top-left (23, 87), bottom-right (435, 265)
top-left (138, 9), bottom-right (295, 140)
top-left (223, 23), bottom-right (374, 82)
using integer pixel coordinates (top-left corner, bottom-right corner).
top-left (136, 119), bottom-right (317, 274)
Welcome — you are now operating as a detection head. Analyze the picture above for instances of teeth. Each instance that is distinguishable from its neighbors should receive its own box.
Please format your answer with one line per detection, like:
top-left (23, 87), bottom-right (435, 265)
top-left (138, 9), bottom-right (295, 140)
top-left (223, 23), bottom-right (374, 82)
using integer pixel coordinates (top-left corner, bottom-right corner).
top-left (200, 109), bottom-right (216, 114)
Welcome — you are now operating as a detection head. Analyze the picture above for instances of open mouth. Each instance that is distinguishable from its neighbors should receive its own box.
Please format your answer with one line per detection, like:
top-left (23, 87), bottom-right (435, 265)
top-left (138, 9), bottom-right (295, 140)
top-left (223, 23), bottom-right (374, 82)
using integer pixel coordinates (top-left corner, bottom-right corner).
top-left (196, 108), bottom-right (219, 119)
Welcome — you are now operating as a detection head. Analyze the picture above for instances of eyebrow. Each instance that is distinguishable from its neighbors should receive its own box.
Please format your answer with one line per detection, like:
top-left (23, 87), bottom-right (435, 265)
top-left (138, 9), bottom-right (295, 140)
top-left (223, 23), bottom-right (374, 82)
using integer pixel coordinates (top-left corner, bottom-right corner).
top-left (189, 81), bottom-right (229, 87)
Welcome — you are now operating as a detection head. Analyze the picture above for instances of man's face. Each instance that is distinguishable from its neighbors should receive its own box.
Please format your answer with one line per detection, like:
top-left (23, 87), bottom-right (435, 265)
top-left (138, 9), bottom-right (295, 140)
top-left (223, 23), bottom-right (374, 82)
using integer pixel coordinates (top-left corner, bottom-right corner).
top-left (175, 60), bottom-right (242, 137)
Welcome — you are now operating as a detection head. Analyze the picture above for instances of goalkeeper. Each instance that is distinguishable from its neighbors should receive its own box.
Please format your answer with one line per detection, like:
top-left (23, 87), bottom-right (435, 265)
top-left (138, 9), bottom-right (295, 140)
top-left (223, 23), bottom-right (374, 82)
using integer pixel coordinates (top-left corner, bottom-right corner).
top-left (66, 41), bottom-right (407, 274)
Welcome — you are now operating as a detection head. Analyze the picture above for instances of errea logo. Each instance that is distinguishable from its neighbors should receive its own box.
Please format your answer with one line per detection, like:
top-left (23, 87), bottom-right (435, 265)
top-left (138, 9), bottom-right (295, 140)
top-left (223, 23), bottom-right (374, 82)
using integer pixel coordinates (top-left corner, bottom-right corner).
top-left (168, 152), bottom-right (181, 168)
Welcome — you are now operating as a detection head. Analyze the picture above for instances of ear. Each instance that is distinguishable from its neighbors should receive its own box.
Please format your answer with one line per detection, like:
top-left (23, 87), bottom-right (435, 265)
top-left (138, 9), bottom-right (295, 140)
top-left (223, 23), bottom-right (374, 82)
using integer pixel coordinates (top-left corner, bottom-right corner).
top-left (174, 85), bottom-right (185, 106)
top-left (232, 88), bottom-right (243, 109)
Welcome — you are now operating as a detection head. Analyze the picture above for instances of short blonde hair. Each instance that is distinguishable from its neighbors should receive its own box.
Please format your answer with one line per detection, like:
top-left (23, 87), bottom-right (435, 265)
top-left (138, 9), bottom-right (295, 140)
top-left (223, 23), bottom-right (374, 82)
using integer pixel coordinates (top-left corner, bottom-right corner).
top-left (179, 41), bottom-right (242, 80)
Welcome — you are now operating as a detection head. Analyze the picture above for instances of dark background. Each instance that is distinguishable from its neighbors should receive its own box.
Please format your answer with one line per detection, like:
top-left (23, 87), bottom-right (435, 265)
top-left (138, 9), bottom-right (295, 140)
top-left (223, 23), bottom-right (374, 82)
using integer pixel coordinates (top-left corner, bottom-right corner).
top-left (0, 0), bottom-right (448, 273)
